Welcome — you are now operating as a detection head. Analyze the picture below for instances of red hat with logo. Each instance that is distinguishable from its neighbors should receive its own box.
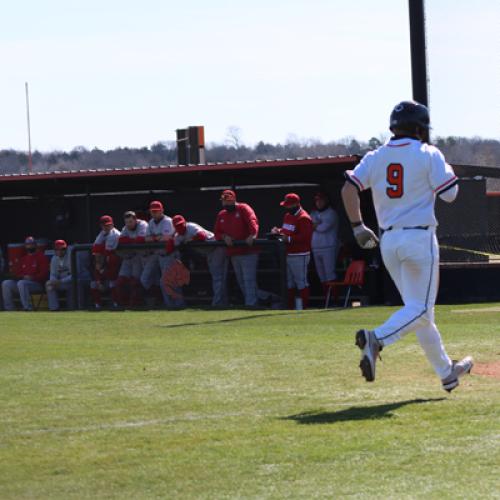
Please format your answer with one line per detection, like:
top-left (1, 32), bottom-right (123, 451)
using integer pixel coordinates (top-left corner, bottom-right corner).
top-left (172, 215), bottom-right (187, 234)
top-left (99, 215), bottom-right (113, 226)
top-left (172, 215), bottom-right (186, 228)
top-left (149, 200), bottom-right (164, 211)
top-left (280, 193), bottom-right (301, 207)
top-left (54, 239), bottom-right (68, 249)
top-left (220, 189), bottom-right (236, 201)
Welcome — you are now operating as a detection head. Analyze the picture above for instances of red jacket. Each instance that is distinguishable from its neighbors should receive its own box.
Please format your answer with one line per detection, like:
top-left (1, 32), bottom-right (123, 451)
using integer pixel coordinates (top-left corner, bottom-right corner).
top-left (214, 203), bottom-right (259, 256)
top-left (19, 251), bottom-right (49, 283)
top-left (280, 208), bottom-right (313, 255)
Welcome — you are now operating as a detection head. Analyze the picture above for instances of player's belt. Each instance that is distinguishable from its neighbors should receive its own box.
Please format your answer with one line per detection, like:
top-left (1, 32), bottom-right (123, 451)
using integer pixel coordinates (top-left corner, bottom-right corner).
top-left (380, 225), bottom-right (429, 235)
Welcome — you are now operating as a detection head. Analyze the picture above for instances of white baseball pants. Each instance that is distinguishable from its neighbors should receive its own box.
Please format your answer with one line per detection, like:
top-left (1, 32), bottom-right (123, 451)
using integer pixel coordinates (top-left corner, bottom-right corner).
top-left (374, 228), bottom-right (453, 379)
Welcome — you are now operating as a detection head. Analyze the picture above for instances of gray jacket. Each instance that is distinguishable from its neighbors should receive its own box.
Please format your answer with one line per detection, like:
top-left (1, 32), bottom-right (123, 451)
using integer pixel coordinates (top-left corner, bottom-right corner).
top-left (311, 207), bottom-right (339, 250)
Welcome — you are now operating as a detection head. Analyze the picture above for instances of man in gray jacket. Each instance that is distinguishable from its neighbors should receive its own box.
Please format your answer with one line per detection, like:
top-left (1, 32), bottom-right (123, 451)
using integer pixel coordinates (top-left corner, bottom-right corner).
top-left (46, 240), bottom-right (73, 311)
top-left (311, 192), bottom-right (340, 289)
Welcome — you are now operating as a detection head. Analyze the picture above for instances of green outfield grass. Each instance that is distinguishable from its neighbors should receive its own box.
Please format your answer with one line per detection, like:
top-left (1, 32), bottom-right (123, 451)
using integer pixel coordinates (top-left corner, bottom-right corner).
top-left (0, 305), bottom-right (499, 499)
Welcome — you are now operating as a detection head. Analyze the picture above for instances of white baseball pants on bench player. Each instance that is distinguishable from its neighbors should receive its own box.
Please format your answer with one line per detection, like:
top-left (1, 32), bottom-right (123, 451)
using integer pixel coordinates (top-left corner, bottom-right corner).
top-left (374, 228), bottom-right (453, 379)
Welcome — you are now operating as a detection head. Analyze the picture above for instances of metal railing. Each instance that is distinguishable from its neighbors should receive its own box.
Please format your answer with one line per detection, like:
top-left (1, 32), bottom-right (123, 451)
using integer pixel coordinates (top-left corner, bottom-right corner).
top-left (70, 239), bottom-right (288, 310)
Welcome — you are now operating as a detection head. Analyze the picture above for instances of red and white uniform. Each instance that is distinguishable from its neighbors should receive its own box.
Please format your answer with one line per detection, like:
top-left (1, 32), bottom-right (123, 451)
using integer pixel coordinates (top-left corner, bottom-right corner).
top-left (174, 222), bottom-right (214, 246)
top-left (92, 228), bottom-right (120, 257)
top-left (119, 220), bottom-right (148, 247)
top-left (280, 208), bottom-right (313, 256)
top-left (115, 220), bottom-right (148, 306)
top-left (214, 203), bottom-right (259, 256)
top-left (90, 228), bottom-right (121, 304)
top-left (279, 207), bottom-right (313, 304)
top-left (346, 136), bottom-right (458, 380)
top-left (146, 216), bottom-right (175, 255)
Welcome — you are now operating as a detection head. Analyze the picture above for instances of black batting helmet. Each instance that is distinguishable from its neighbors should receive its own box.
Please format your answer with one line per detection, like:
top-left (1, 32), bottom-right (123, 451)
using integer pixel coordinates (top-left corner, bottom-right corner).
top-left (389, 100), bottom-right (430, 132)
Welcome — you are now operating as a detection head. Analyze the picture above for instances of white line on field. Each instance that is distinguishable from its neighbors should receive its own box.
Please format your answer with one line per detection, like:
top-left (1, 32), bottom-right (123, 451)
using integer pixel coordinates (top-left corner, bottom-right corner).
top-left (451, 306), bottom-right (500, 314)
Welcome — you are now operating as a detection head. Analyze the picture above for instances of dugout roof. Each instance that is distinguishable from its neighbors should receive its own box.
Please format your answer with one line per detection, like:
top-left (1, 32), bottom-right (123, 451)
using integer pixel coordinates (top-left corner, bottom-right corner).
top-left (0, 156), bottom-right (361, 197)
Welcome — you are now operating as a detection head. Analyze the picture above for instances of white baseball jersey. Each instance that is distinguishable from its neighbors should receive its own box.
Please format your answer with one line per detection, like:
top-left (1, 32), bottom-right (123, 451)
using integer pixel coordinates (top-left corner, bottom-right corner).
top-left (94, 227), bottom-right (120, 251)
top-left (49, 251), bottom-right (72, 280)
top-left (146, 215), bottom-right (174, 255)
top-left (175, 222), bottom-right (214, 246)
top-left (120, 219), bottom-right (148, 240)
top-left (346, 137), bottom-right (458, 229)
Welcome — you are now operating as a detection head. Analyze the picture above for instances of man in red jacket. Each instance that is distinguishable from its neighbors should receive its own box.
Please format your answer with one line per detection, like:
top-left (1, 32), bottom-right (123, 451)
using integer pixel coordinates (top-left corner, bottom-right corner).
top-left (2, 236), bottom-right (49, 311)
top-left (272, 193), bottom-right (313, 309)
top-left (214, 190), bottom-right (259, 306)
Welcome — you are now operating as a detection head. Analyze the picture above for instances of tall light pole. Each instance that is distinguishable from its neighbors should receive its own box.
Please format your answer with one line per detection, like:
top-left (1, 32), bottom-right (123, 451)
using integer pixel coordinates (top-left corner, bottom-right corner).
top-left (25, 82), bottom-right (33, 173)
top-left (408, 0), bottom-right (429, 107)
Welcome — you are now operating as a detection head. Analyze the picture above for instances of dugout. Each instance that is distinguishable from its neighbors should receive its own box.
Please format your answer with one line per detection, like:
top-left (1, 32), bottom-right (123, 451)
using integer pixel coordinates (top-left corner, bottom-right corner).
top-left (1, 157), bottom-right (499, 306)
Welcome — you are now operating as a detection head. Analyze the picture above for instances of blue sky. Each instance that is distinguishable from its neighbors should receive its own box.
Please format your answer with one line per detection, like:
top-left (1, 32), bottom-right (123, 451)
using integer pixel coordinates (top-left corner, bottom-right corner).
top-left (0, 0), bottom-right (498, 151)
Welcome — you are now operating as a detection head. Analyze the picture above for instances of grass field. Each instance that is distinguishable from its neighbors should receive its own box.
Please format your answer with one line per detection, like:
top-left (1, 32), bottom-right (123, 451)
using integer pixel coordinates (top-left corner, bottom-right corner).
top-left (0, 305), bottom-right (499, 499)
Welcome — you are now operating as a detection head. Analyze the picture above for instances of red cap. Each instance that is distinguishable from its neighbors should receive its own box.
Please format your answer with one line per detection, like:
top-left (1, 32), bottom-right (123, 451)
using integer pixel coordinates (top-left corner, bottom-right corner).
top-left (100, 215), bottom-right (113, 226)
top-left (24, 236), bottom-right (36, 245)
top-left (54, 239), bottom-right (67, 249)
top-left (172, 215), bottom-right (186, 228)
top-left (220, 189), bottom-right (236, 201)
top-left (149, 200), bottom-right (164, 211)
top-left (172, 215), bottom-right (186, 234)
top-left (280, 193), bottom-right (301, 207)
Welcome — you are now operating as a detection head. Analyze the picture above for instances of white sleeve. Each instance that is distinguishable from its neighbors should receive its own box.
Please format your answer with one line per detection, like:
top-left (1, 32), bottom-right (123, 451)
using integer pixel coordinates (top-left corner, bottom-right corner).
top-left (138, 221), bottom-right (148, 238)
top-left (428, 147), bottom-right (458, 199)
top-left (345, 151), bottom-right (375, 191)
top-left (94, 231), bottom-right (105, 245)
top-left (105, 230), bottom-right (120, 251)
top-left (145, 222), bottom-right (153, 237)
top-left (439, 184), bottom-right (459, 203)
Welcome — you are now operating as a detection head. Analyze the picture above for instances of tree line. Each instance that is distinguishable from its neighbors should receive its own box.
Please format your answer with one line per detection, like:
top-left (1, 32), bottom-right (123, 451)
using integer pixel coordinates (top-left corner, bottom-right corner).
top-left (0, 136), bottom-right (499, 176)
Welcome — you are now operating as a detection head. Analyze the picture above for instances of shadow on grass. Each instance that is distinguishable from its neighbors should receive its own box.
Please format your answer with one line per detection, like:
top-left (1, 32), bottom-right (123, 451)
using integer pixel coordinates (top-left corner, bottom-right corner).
top-left (282, 398), bottom-right (446, 424)
top-left (159, 308), bottom-right (342, 329)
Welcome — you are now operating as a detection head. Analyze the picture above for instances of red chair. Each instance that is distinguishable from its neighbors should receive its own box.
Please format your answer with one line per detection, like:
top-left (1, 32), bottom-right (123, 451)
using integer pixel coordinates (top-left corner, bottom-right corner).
top-left (324, 260), bottom-right (366, 308)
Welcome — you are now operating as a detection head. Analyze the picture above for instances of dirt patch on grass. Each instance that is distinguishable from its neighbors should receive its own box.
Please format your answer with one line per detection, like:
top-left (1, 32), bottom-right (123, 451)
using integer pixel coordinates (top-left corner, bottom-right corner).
top-left (473, 361), bottom-right (500, 379)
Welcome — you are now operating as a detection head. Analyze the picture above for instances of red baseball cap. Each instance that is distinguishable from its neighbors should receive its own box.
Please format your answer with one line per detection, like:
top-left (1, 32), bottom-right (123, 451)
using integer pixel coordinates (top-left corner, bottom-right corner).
top-left (220, 189), bottom-right (236, 201)
top-left (149, 200), bottom-right (164, 211)
top-left (99, 215), bottom-right (113, 226)
top-left (54, 239), bottom-right (68, 249)
top-left (172, 215), bottom-right (186, 228)
top-left (280, 193), bottom-right (301, 207)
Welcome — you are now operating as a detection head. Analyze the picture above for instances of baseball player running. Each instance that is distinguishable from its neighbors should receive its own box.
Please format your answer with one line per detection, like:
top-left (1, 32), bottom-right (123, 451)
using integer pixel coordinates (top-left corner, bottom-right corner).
top-left (272, 193), bottom-right (313, 310)
top-left (116, 211), bottom-right (148, 307)
top-left (342, 100), bottom-right (473, 392)
top-left (170, 215), bottom-right (228, 306)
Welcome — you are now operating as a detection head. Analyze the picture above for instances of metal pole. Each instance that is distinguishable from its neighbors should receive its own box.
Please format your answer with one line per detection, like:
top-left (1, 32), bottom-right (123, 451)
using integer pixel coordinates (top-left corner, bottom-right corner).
top-left (278, 240), bottom-right (288, 309)
top-left (25, 82), bottom-right (33, 173)
top-left (70, 245), bottom-right (79, 310)
top-left (408, 0), bottom-right (429, 107)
